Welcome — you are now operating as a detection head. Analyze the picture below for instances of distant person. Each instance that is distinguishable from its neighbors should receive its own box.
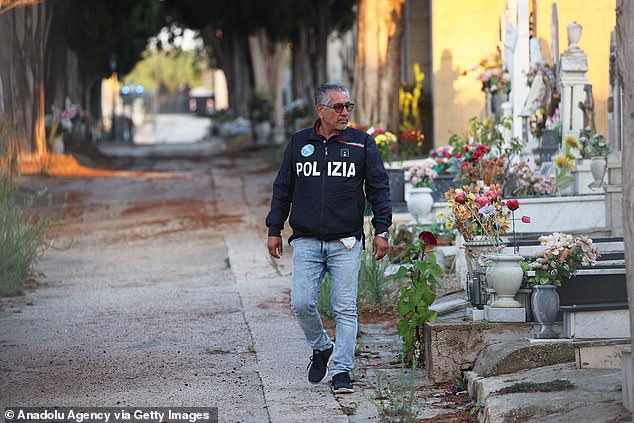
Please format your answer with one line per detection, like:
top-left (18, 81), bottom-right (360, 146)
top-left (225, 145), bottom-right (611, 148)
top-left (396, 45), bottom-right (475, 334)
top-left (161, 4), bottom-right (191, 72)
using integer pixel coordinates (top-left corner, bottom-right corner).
top-left (265, 82), bottom-right (392, 393)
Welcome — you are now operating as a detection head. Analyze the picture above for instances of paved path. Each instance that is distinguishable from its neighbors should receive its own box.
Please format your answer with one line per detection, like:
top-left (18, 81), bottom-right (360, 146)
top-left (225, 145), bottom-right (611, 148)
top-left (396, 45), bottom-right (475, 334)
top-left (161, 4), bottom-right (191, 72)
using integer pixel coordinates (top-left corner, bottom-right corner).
top-left (0, 149), bottom-right (356, 422)
top-left (134, 113), bottom-right (211, 145)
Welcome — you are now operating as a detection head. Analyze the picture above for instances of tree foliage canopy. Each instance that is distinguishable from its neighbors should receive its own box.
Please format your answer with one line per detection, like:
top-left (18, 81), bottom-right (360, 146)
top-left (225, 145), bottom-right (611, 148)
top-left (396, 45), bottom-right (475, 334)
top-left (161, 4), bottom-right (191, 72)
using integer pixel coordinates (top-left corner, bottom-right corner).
top-left (61, 0), bottom-right (164, 79)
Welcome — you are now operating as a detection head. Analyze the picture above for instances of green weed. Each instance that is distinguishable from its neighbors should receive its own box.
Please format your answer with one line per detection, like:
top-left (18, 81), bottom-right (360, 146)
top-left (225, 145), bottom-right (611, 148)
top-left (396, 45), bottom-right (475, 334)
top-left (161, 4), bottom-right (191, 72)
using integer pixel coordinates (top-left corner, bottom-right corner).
top-left (374, 357), bottom-right (418, 423)
top-left (0, 173), bottom-right (55, 296)
top-left (358, 244), bottom-right (389, 310)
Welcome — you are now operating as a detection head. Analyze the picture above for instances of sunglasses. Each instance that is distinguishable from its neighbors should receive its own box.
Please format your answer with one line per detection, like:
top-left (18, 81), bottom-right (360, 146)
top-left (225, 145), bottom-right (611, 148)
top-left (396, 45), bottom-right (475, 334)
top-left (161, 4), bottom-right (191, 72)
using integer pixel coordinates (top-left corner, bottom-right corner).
top-left (320, 102), bottom-right (355, 113)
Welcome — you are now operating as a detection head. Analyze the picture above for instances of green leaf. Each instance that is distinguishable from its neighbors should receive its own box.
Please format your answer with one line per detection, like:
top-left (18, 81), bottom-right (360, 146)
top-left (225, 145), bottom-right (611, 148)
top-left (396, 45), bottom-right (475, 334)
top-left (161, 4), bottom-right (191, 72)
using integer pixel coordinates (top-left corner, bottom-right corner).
top-left (422, 289), bottom-right (436, 305)
top-left (395, 266), bottom-right (408, 280)
top-left (397, 302), bottom-right (414, 316)
top-left (429, 262), bottom-right (443, 277)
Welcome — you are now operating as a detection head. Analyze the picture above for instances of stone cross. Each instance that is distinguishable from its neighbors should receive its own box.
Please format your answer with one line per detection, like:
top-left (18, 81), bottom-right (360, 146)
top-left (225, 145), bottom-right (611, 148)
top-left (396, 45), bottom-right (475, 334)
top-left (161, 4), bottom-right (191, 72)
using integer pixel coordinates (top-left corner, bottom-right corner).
top-left (558, 22), bottom-right (588, 142)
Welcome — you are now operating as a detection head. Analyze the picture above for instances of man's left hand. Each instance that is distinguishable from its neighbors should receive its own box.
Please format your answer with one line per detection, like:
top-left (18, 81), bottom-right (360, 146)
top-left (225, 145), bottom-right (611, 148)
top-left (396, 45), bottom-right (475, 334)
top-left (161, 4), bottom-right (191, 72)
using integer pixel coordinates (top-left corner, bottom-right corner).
top-left (373, 235), bottom-right (389, 260)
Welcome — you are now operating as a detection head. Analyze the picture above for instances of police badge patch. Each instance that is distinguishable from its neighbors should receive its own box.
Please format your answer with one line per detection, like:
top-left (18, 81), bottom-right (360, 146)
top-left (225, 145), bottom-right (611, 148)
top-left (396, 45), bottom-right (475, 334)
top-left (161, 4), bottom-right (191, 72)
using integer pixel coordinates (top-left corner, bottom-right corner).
top-left (340, 148), bottom-right (350, 158)
top-left (301, 144), bottom-right (315, 157)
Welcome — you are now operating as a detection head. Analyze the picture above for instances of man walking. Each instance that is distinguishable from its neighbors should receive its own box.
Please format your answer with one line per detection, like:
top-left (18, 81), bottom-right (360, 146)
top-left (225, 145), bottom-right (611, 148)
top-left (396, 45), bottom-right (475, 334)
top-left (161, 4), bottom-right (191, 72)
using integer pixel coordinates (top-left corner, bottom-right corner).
top-left (266, 82), bottom-right (392, 393)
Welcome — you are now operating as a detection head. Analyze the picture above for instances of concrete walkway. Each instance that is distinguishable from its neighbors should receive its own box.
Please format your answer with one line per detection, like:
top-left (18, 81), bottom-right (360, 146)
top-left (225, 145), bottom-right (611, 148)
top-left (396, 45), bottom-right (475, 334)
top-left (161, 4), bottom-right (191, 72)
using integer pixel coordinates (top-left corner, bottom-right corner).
top-left (0, 147), bottom-right (357, 422)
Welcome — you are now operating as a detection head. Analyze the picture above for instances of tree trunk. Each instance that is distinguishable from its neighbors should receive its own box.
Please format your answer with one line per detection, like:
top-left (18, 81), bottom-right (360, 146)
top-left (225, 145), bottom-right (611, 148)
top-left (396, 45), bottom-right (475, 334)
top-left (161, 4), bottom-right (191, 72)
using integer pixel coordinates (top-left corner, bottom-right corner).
top-left (207, 30), bottom-right (252, 118)
top-left (615, 1), bottom-right (634, 413)
top-left (0, 3), bottom-right (51, 159)
top-left (291, 9), bottom-right (330, 107)
top-left (248, 30), bottom-right (287, 126)
top-left (352, 0), bottom-right (405, 130)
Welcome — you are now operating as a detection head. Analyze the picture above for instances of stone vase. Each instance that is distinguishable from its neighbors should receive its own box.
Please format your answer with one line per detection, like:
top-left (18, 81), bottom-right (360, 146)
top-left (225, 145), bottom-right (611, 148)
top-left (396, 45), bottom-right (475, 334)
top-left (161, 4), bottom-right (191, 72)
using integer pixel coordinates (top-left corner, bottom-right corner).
top-left (254, 121), bottom-right (272, 145)
top-left (486, 254), bottom-right (524, 308)
top-left (567, 22), bottom-right (582, 51)
top-left (406, 186), bottom-right (433, 222)
top-left (463, 239), bottom-right (498, 308)
top-left (531, 285), bottom-right (560, 339)
top-left (590, 156), bottom-right (607, 185)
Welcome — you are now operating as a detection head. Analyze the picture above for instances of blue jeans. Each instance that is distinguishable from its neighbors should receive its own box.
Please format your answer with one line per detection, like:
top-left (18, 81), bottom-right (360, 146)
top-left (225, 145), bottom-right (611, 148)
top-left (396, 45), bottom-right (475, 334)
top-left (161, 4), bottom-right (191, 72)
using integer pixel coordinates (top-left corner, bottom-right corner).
top-left (291, 237), bottom-right (362, 376)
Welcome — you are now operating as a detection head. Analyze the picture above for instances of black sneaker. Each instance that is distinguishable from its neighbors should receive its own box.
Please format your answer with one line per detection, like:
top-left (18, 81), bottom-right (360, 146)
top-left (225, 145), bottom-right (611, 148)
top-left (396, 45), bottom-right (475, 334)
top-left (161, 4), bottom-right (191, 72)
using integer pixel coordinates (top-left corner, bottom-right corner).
top-left (307, 344), bottom-right (334, 384)
top-left (331, 371), bottom-right (354, 394)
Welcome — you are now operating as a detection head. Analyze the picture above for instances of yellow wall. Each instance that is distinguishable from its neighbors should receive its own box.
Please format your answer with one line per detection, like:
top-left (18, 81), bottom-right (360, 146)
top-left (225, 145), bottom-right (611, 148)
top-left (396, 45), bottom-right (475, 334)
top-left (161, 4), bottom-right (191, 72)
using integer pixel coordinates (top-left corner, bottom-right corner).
top-left (431, 0), bottom-right (615, 146)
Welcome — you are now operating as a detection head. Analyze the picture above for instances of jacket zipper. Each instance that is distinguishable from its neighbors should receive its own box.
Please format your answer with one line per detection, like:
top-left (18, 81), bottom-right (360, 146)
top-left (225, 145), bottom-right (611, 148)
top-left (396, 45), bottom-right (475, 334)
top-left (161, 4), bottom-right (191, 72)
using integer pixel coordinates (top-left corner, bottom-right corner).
top-left (320, 138), bottom-right (327, 237)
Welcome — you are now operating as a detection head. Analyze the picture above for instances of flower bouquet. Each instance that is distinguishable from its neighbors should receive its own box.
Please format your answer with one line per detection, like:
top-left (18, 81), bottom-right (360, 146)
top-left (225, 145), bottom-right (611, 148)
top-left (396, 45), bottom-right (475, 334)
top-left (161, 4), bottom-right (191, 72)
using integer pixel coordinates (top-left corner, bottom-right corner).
top-left (368, 127), bottom-right (398, 165)
top-left (444, 183), bottom-right (511, 246)
top-left (398, 129), bottom-right (425, 161)
top-left (467, 51), bottom-right (511, 95)
top-left (511, 162), bottom-right (557, 197)
top-left (446, 117), bottom-right (522, 189)
top-left (405, 158), bottom-right (437, 188)
top-left (527, 232), bottom-right (600, 286)
top-left (429, 146), bottom-right (454, 175)
top-left (587, 133), bottom-right (608, 157)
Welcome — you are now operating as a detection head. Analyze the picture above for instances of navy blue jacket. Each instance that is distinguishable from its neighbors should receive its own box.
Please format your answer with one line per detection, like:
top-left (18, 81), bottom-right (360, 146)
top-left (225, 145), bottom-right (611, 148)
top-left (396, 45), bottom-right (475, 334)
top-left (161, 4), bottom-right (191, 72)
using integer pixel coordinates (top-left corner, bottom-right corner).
top-left (266, 121), bottom-right (392, 242)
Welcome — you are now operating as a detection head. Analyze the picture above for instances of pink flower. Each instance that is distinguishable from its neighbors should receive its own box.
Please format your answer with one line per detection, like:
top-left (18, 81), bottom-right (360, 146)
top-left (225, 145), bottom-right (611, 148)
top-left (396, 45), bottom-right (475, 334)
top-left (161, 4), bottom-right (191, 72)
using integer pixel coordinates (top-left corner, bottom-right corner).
top-left (521, 216), bottom-right (531, 223)
top-left (475, 194), bottom-right (490, 207)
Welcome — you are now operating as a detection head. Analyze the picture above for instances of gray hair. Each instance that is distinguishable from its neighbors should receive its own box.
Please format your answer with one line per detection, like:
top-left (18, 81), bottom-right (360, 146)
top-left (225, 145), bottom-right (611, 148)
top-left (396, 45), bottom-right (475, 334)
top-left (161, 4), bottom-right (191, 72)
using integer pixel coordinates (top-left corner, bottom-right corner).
top-left (314, 82), bottom-right (350, 106)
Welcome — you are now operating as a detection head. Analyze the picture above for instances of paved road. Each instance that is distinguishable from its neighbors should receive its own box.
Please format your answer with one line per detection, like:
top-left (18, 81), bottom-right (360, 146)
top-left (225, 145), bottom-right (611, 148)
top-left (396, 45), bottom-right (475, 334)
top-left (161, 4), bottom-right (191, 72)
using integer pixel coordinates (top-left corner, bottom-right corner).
top-left (134, 113), bottom-right (211, 144)
top-left (0, 150), bottom-right (355, 422)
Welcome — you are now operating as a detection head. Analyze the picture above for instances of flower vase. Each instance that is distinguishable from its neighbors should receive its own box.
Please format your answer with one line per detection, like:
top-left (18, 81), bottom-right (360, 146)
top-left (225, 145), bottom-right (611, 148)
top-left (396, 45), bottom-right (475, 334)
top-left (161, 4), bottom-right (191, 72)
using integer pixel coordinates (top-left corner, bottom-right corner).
top-left (531, 285), bottom-right (560, 339)
top-left (486, 253), bottom-right (524, 308)
top-left (590, 156), bottom-right (606, 185)
top-left (463, 239), bottom-right (497, 308)
top-left (406, 187), bottom-right (433, 222)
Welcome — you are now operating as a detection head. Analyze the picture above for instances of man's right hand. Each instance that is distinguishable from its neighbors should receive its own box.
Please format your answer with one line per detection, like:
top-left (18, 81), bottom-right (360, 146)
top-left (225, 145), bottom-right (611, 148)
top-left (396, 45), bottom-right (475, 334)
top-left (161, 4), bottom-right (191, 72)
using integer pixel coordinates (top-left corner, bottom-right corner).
top-left (267, 236), bottom-right (283, 259)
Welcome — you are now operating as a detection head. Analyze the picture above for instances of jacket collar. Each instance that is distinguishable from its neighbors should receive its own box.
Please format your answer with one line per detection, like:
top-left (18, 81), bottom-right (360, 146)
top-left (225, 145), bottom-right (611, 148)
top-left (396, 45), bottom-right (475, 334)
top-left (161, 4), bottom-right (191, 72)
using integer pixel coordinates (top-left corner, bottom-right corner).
top-left (314, 119), bottom-right (343, 141)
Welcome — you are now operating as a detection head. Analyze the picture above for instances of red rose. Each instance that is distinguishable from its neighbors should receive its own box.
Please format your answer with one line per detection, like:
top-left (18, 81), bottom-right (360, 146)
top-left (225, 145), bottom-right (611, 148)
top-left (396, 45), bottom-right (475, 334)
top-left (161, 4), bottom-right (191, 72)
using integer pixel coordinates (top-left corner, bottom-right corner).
top-left (506, 199), bottom-right (520, 211)
top-left (454, 192), bottom-right (466, 204)
top-left (471, 150), bottom-right (483, 159)
top-left (419, 231), bottom-right (438, 246)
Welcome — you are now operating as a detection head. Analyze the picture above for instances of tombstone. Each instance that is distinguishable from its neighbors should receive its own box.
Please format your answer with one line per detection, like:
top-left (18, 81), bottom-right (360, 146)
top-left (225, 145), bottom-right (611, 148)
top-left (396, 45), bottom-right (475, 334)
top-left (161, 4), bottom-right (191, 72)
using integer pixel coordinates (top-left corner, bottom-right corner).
top-left (558, 22), bottom-right (588, 143)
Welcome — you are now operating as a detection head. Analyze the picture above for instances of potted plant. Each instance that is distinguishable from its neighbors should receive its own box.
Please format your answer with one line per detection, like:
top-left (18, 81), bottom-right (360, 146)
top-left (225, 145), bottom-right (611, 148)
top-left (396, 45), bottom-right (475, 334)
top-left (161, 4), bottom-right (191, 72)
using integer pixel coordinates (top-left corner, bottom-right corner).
top-left (404, 158), bottom-right (437, 221)
top-left (526, 232), bottom-right (600, 338)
